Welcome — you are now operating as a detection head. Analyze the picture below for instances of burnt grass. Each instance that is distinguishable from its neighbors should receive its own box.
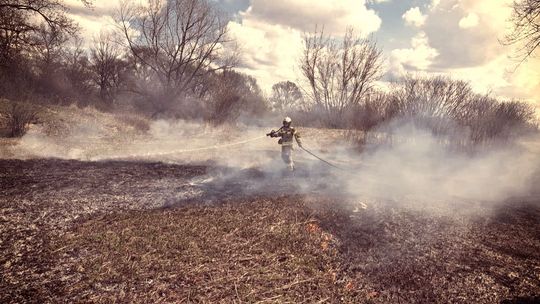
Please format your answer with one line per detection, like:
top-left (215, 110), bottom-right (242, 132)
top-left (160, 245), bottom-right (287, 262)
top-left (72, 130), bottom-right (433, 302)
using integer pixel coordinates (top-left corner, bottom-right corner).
top-left (1, 159), bottom-right (539, 303)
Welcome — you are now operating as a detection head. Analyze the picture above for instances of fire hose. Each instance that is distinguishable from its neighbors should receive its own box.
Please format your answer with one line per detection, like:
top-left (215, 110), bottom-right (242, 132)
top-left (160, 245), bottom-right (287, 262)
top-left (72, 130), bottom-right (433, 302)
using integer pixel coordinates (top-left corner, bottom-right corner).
top-left (299, 145), bottom-right (345, 171)
top-left (145, 135), bottom-right (267, 156)
top-left (101, 135), bottom-right (267, 160)
top-left (266, 129), bottom-right (345, 171)
top-left (102, 131), bottom-right (347, 171)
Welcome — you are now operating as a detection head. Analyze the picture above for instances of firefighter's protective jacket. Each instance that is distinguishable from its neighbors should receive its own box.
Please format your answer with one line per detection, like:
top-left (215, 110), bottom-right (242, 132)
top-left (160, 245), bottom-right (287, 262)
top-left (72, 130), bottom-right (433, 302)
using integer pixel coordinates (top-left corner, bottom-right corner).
top-left (274, 126), bottom-right (302, 147)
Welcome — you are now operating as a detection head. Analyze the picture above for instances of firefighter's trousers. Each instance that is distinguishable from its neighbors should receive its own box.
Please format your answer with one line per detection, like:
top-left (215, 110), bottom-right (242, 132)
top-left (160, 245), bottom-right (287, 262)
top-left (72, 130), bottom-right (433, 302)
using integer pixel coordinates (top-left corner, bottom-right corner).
top-left (281, 145), bottom-right (294, 171)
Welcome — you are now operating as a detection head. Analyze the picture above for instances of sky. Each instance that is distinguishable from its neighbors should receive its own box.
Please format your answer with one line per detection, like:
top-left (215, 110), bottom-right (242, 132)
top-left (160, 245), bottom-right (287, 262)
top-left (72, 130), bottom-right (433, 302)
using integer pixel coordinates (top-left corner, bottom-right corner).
top-left (65, 0), bottom-right (540, 109)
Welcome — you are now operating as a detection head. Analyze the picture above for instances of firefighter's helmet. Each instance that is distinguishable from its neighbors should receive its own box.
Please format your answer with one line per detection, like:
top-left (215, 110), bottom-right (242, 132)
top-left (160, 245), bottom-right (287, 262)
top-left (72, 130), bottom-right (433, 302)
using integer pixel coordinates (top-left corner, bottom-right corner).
top-left (283, 116), bottom-right (292, 127)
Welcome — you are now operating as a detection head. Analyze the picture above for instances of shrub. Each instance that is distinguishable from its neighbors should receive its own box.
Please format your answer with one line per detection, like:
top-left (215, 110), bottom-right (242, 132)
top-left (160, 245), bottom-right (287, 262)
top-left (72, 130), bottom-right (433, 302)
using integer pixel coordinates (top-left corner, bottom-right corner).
top-left (5, 102), bottom-right (40, 137)
top-left (206, 70), bottom-right (268, 125)
top-left (338, 75), bottom-right (538, 148)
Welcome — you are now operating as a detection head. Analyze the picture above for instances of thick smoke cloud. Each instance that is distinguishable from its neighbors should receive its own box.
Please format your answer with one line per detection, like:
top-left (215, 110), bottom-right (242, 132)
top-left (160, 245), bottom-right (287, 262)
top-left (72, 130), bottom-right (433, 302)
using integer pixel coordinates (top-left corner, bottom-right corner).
top-left (6, 117), bottom-right (539, 213)
top-left (341, 124), bottom-right (539, 213)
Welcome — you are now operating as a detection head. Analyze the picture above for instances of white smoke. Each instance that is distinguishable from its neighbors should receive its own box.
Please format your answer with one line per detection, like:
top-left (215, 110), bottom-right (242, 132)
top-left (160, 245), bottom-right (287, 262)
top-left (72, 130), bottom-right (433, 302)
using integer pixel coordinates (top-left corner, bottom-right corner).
top-left (5, 116), bottom-right (539, 212)
top-left (340, 124), bottom-right (539, 214)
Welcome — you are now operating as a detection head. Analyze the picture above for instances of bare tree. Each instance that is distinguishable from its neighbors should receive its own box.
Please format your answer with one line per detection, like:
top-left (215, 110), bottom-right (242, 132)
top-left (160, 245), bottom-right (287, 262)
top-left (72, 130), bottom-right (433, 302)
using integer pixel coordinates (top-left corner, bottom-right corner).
top-left (0, 0), bottom-right (82, 104)
top-left (31, 23), bottom-right (69, 73)
top-left (0, 0), bottom-right (78, 65)
top-left (90, 32), bottom-right (127, 103)
top-left (61, 37), bottom-right (94, 104)
top-left (350, 92), bottom-right (395, 132)
top-left (206, 70), bottom-right (267, 124)
top-left (270, 81), bottom-right (303, 113)
top-left (383, 75), bottom-right (537, 144)
top-left (505, 0), bottom-right (540, 60)
top-left (117, 0), bottom-right (236, 116)
top-left (391, 75), bottom-right (473, 120)
top-left (300, 28), bottom-right (383, 126)
top-left (0, 0), bottom-right (75, 30)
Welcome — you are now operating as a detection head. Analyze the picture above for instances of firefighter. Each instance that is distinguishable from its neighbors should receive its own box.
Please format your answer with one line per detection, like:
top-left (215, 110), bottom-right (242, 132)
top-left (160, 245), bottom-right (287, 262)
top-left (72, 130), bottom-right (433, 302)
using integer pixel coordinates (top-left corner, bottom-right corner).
top-left (267, 117), bottom-right (302, 171)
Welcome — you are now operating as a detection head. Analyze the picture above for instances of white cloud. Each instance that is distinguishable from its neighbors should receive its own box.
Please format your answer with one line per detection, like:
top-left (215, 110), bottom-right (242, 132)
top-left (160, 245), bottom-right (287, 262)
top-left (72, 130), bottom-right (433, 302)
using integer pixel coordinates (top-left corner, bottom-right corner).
top-left (450, 56), bottom-right (510, 94)
top-left (404, 0), bottom-right (539, 108)
top-left (402, 7), bottom-right (427, 27)
top-left (224, 0), bottom-right (383, 91)
top-left (243, 0), bottom-right (382, 37)
top-left (68, 13), bottom-right (116, 45)
top-left (390, 32), bottom-right (439, 73)
top-left (446, 54), bottom-right (540, 107)
top-left (420, 0), bottom-right (539, 99)
top-left (458, 12), bottom-right (479, 29)
top-left (422, 0), bottom-right (514, 68)
top-left (400, 0), bottom-right (540, 106)
top-left (227, 18), bottom-right (304, 91)
top-left (430, 0), bottom-right (441, 10)
top-left (65, 0), bottom-right (124, 46)
top-left (66, 0), bottom-right (120, 9)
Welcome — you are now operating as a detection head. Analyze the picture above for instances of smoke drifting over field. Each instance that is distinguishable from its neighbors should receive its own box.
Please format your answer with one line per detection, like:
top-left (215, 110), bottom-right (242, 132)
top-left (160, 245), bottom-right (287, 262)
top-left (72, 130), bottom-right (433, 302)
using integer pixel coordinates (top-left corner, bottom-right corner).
top-left (6, 117), bottom-right (540, 211)
top-left (343, 126), bottom-right (539, 210)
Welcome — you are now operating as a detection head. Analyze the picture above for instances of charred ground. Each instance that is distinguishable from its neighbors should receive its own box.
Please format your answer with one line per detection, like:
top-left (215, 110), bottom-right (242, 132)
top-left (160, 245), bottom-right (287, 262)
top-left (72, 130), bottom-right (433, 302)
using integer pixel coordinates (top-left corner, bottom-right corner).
top-left (1, 159), bottom-right (539, 303)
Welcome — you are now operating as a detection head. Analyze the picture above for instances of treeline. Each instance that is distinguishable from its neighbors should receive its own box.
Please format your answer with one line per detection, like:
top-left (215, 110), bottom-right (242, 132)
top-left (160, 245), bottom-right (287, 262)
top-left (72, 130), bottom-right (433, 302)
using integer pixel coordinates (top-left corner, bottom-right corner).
top-left (279, 75), bottom-right (537, 145)
top-left (0, 0), bottom-right (537, 144)
top-left (272, 29), bottom-right (537, 144)
top-left (0, 0), bottom-right (267, 124)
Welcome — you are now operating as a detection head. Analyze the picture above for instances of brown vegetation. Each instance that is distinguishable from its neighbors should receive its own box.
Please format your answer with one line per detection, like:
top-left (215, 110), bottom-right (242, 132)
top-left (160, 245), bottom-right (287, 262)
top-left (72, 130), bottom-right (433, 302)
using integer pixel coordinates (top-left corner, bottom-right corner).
top-left (0, 0), bottom-right (536, 139)
top-left (383, 75), bottom-right (537, 144)
top-left (117, 0), bottom-right (237, 117)
top-left (0, 2), bottom-right (539, 303)
top-left (301, 28), bottom-right (383, 127)
top-left (4, 101), bottom-right (39, 137)
top-left (1, 159), bottom-right (539, 303)
top-left (270, 80), bottom-right (304, 114)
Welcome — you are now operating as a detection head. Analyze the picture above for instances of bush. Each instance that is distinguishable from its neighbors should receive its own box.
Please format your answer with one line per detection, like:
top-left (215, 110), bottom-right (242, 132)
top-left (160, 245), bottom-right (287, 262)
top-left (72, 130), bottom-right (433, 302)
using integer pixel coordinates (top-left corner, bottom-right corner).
top-left (5, 102), bottom-right (40, 137)
top-left (346, 76), bottom-right (538, 146)
top-left (206, 70), bottom-right (269, 125)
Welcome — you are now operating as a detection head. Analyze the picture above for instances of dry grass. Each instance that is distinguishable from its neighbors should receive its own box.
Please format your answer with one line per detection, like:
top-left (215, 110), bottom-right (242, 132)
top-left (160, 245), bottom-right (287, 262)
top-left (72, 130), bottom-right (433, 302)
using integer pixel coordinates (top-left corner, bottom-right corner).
top-left (1, 159), bottom-right (539, 303)
top-left (115, 114), bottom-right (151, 133)
top-left (55, 199), bottom-right (347, 303)
top-left (0, 99), bottom-right (149, 139)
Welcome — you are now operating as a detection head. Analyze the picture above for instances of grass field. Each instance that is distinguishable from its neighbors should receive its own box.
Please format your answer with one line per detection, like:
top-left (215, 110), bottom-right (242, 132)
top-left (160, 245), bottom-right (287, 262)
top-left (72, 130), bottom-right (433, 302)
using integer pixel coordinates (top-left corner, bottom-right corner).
top-left (1, 101), bottom-right (539, 302)
top-left (1, 159), bottom-right (539, 303)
